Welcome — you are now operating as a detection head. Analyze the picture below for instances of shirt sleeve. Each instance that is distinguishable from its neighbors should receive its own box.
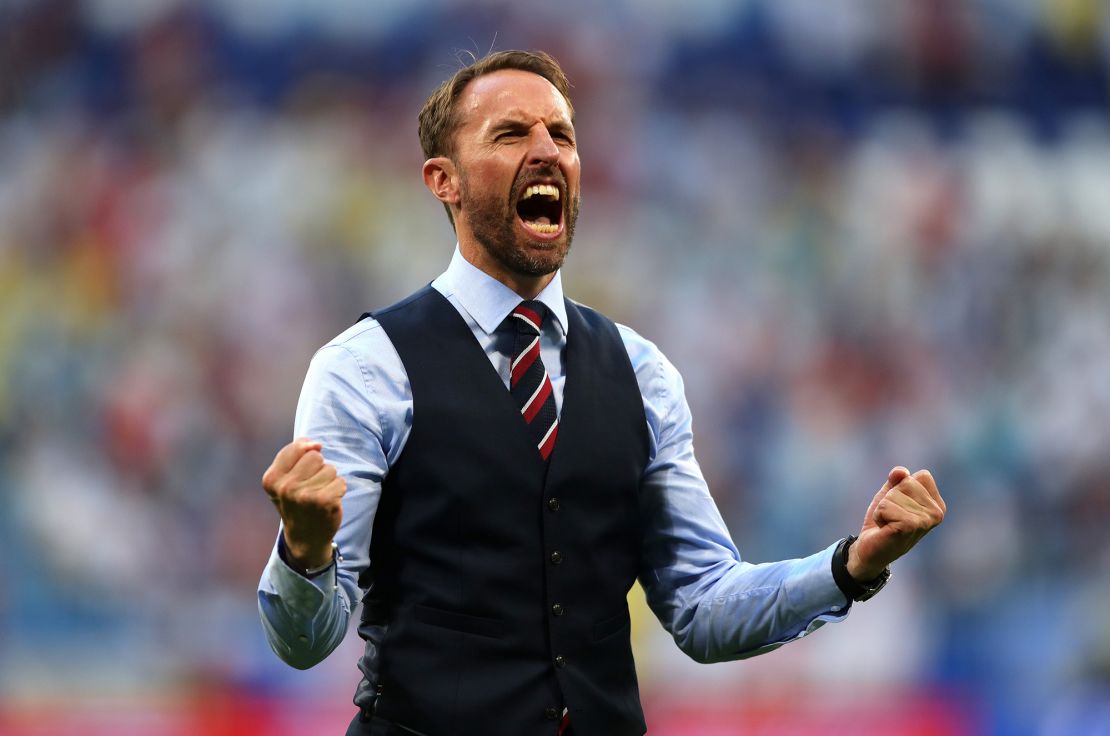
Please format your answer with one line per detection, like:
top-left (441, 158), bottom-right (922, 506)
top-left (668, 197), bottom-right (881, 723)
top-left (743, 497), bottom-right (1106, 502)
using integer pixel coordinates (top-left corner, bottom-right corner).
top-left (257, 322), bottom-right (411, 669)
top-left (620, 325), bottom-right (852, 664)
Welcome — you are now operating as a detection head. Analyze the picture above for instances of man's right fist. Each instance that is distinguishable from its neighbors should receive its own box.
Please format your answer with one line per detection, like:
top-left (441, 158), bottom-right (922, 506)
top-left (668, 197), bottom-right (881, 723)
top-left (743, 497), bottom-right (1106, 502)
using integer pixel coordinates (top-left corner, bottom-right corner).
top-left (262, 438), bottom-right (347, 572)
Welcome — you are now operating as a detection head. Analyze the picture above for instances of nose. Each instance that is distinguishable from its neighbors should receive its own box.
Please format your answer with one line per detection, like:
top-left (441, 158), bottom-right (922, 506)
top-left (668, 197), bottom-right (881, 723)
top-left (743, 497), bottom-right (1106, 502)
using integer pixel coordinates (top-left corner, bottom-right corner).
top-left (526, 124), bottom-right (559, 166)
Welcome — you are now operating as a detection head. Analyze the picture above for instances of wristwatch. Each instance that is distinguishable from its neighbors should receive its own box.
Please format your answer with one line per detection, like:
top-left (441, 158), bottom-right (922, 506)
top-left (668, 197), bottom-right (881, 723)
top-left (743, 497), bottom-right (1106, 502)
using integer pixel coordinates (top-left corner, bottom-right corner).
top-left (831, 535), bottom-right (890, 602)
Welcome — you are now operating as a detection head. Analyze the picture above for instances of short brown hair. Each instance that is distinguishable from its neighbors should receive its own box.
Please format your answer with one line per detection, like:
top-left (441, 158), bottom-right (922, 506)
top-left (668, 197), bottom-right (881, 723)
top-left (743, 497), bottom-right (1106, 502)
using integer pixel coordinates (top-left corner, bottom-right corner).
top-left (418, 49), bottom-right (574, 162)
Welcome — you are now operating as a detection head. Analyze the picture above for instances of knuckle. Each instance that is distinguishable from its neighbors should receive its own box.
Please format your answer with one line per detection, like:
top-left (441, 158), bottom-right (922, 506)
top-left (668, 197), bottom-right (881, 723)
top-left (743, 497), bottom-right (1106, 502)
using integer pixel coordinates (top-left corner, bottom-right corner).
top-left (276, 477), bottom-right (301, 501)
top-left (304, 456), bottom-right (323, 475)
top-left (277, 444), bottom-right (297, 465)
top-left (295, 485), bottom-right (321, 504)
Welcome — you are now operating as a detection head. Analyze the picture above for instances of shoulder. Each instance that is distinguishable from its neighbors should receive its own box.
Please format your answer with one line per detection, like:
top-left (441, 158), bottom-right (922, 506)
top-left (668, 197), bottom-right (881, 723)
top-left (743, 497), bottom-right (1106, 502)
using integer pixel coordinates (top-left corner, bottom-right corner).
top-left (614, 321), bottom-right (665, 370)
top-left (323, 316), bottom-right (393, 357)
top-left (614, 321), bottom-right (685, 402)
top-left (307, 316), bottom-right (402, 384)
top-left (566, 297), bottom-right (685, 399)
top-left (326, 283), bottom-right (440, 356)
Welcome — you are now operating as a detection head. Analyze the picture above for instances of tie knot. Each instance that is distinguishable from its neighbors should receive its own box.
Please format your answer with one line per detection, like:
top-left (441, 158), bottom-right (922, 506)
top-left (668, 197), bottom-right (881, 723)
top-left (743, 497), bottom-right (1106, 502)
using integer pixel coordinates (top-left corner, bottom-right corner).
top-left (511, 301), bottom-right (548, 336)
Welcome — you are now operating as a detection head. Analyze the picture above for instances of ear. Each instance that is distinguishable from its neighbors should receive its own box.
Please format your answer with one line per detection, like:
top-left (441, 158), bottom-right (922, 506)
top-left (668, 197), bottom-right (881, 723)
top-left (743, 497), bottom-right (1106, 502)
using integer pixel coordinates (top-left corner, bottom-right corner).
top-left (423, 157), bottom-right (460, 207)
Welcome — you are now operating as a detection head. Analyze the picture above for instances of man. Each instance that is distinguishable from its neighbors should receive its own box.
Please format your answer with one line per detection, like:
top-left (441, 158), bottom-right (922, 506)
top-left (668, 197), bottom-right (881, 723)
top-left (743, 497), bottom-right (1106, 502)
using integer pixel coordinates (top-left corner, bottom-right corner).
top-left (257, 50), bottom-right (946, 736)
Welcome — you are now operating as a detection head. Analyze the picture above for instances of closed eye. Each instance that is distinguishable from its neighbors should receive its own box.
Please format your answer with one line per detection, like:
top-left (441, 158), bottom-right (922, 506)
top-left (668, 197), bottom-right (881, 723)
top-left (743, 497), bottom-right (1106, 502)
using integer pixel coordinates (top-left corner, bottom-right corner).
top-left (550, 126), bottom-right (575, 145)
top-left (493, 124), bottom-right (529, 141)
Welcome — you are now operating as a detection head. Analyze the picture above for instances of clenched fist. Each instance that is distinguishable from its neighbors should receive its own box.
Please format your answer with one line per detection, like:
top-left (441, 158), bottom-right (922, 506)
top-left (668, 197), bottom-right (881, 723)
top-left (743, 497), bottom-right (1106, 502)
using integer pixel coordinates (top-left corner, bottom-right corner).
top-left (848, 466), bottom-right (947, 582)
top-left (262, 438), bottom-right (347, 572)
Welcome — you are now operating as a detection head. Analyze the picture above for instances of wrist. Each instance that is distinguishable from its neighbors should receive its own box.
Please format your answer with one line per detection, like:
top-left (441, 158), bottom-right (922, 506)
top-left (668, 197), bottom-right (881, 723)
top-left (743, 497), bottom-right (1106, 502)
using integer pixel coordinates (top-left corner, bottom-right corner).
top-left (832, 535), bottom-right (891, 602)
top-left (846, 540), bottom-right (886, 582)
top-left (281, 530), bottom-right (335, 573)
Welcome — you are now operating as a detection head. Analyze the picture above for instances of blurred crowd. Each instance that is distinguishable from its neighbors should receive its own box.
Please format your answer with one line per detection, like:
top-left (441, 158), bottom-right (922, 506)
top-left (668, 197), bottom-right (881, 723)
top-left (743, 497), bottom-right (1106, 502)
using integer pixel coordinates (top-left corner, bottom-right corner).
top-left (2, 1), bottom-right (1109, 734)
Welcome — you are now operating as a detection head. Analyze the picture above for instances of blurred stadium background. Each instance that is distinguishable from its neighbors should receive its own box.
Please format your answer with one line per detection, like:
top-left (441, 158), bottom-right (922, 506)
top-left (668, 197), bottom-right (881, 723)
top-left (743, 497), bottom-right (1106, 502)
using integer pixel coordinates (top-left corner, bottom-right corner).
top-left (2, 0), bottom-right (1109, 734)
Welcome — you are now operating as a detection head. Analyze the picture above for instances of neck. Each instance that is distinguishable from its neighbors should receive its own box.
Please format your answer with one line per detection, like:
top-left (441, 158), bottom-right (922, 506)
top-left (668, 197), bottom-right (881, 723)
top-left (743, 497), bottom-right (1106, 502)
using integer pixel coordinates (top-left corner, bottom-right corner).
top-left (457, 237), bottom-right (557, 300)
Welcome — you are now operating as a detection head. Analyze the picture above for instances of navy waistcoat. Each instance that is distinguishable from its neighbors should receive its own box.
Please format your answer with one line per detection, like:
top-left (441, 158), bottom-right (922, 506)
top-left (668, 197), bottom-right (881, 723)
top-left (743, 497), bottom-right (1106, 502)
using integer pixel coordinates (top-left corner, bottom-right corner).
top-left (360, 286), bottom-right (649, 735)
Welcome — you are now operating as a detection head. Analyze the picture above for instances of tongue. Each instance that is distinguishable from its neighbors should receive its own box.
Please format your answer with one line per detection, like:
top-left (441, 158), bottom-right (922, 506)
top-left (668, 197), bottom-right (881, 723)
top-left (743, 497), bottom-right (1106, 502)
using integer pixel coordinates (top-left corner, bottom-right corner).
top-left (527, 216), bottom-right (553, 225)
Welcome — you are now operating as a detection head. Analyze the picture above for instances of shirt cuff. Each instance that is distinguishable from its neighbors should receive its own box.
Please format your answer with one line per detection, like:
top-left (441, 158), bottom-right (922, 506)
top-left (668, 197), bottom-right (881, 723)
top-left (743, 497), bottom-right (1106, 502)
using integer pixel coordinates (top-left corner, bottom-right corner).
top-left (803, 539), bottom-right (854, 614)
top-left (268, 536), bottom-right (339, 600)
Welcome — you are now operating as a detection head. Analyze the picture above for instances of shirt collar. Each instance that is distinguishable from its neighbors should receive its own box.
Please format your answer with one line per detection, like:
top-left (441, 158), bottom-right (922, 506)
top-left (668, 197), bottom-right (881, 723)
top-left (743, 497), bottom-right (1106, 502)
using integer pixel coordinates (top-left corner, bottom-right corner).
top-left (434, 245), bottom-right (568, 338)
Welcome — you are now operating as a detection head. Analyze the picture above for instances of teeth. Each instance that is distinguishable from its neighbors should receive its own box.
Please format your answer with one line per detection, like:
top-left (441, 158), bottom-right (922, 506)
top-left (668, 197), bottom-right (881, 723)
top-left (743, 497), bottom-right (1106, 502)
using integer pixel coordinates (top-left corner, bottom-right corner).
top-left (523, 184), bottom-right (560, 201)
top-left (524, 221), bottom-right (560, 234)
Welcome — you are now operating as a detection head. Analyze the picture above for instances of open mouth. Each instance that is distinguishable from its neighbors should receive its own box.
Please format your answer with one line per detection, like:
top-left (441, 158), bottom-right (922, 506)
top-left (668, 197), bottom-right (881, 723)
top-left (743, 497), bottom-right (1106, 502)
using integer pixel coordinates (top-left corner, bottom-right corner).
top-left (515, 183), bottom-right (563, 237)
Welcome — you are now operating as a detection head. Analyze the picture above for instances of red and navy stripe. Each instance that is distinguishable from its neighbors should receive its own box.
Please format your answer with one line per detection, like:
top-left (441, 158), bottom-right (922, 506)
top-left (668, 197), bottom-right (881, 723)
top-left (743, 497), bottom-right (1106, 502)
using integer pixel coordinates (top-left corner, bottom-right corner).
top-left (509, 301), bottom-right (559, 461)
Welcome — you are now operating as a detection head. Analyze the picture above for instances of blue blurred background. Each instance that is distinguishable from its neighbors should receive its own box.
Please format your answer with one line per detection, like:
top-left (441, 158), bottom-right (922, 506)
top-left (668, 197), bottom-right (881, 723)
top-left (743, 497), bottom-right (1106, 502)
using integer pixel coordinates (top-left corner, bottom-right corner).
top-left (1, 1), bottom-right (1109, 734)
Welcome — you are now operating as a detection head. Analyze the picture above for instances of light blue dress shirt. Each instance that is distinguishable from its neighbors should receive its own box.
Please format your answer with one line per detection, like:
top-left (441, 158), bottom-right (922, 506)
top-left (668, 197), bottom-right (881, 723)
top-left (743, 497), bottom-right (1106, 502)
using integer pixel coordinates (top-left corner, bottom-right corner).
top-left (258, 247), bottom-right (851, 672)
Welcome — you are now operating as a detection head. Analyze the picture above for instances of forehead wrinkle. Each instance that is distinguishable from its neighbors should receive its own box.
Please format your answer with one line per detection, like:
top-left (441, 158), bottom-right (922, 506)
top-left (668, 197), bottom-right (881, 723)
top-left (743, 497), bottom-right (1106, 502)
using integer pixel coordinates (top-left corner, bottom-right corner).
top-left (459, 71), bottom-right (572, 131)
top-left (487, 107), bottom-right (572, 130)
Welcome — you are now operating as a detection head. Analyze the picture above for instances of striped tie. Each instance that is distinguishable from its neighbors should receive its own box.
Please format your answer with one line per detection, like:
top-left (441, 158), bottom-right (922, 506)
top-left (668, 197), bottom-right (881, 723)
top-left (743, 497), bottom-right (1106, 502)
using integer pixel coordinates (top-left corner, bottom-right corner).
top-left (509, 301), bottom-right (559, 461)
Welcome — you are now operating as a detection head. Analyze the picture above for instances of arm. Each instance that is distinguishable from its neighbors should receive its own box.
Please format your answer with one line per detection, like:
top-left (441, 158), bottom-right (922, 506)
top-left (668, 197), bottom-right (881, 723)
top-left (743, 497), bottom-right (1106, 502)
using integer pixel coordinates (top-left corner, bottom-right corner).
top-left (257, 331), bottom-right (409, 669)
top-left (628, 333), bottom-right (849, 663)
top-left (626, 329), bottom-right (946, 663)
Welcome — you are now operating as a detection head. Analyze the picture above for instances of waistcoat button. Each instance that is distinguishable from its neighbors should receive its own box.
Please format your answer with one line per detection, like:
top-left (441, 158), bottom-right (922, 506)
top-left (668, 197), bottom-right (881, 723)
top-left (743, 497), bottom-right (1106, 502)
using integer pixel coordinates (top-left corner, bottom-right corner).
top-left (552, 603), bottom-right (565, 616)
top-left (544, 707), bottom-right (560, 720)
top-left (549, 550), bottom-right (563, 564)
top-left (547, 497), bottom-right (560, 512)
top-left (554, 655), bottom-right (566, 668)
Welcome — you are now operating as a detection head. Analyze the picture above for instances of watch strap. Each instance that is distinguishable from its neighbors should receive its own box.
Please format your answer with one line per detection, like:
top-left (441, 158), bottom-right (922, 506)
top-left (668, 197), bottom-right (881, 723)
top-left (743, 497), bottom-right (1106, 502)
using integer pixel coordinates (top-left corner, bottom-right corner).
top-left (832, 535), bottom-right (890, 602)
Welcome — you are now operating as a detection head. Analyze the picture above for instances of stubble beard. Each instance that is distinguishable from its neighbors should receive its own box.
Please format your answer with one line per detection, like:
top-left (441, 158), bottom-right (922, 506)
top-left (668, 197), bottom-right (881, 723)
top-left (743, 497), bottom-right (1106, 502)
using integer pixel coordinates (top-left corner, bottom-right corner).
top-left (458, 166), bottom-right (580, 278)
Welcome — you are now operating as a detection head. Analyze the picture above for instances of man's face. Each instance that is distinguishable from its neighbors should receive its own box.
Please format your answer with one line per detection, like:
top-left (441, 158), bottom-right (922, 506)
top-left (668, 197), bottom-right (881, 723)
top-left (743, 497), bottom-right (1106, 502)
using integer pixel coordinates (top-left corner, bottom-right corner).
top-left (449, 69), bottom-right (581, 279)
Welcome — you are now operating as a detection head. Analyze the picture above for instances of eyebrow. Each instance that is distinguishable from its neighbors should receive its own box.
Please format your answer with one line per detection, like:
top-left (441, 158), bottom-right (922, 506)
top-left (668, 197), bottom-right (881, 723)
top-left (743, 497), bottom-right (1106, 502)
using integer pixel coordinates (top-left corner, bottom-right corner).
top-left (489, 117), bottom-right (575, 137)
top-left (490, 119), bottom-right (529, 132)
top-left (547, 120), bottom-right (575, 137)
